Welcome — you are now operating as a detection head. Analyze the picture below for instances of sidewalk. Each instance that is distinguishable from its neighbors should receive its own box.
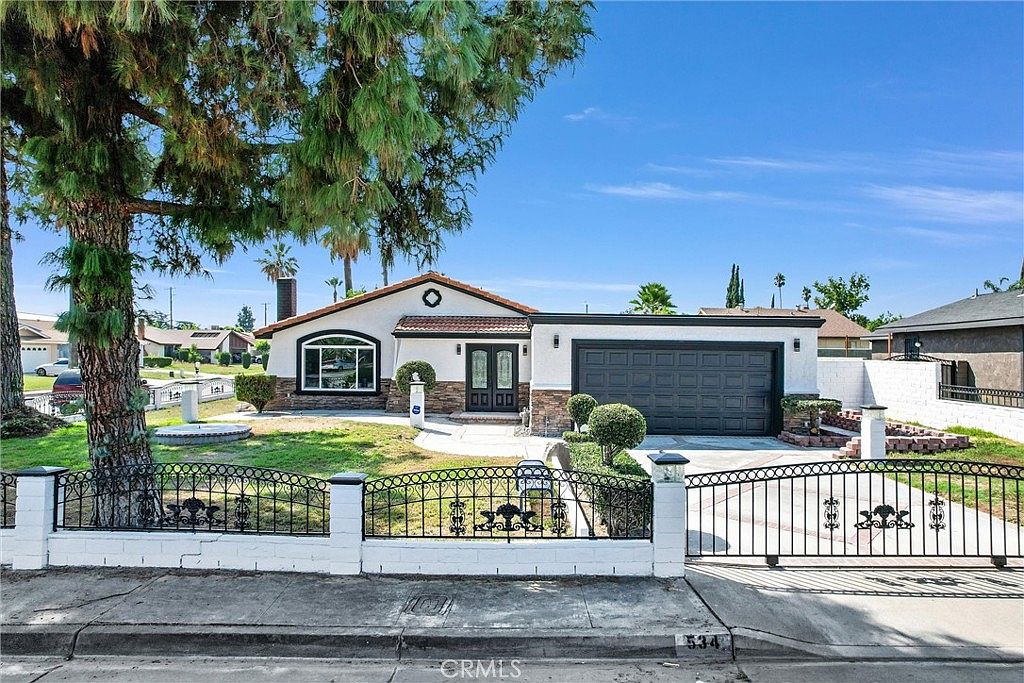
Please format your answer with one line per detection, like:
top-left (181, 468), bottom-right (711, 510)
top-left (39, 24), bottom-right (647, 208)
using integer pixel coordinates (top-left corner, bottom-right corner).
top-left (2, 564), bottom-right (1021, 662)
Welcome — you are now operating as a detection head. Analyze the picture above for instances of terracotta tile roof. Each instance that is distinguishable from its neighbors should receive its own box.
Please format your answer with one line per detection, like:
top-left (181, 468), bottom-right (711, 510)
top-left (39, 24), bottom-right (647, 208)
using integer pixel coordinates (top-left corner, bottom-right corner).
top-left (696, 306), bottom-right (871, 338)
top-left (394, 316), bottom-right (530, 336)
top-left (255, 272), bottom-right (538, 338)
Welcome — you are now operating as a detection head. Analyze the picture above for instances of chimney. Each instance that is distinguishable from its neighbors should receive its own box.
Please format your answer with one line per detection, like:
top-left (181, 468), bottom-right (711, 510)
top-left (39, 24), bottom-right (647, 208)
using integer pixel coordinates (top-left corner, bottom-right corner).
top-left (277, 278), bottom-right (297, 321)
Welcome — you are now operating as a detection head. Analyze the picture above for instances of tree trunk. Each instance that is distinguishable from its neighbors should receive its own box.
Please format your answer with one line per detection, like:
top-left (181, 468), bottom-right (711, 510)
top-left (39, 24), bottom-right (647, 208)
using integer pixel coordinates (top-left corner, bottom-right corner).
top-left (0, 130), bottom-right (24, 415)
top-left (381, 262), bottom-right (388, 287)
top-left (343, 255), bottom-right (353, 295)
top-left (67, 199), bottom-right (159, 528)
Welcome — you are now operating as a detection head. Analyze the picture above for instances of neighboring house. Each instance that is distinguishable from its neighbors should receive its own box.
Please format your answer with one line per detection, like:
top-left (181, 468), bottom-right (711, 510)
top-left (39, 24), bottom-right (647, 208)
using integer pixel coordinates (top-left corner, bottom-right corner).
top-left (255, 273), bottom-right (822, 436)
top-left (863, 289), bottom-right (1024, 391)
top-left (138, 323), bottom-right (255, 363)
top-left (697, 307), bottom-right (871, 358)
top-left (17, 313), bottom-right (71, 373)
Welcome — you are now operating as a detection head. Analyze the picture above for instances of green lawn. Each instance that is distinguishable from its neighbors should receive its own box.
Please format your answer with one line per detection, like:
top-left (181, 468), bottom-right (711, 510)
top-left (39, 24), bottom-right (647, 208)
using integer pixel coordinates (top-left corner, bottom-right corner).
top-left (0, 398), bottom-right (513, 479)
top-left (888, 427), bottom-right (1023, 524)
top-left (141, 361), bottom-right (266, 380)
top-left (22, 374), bottom-right (55, 391)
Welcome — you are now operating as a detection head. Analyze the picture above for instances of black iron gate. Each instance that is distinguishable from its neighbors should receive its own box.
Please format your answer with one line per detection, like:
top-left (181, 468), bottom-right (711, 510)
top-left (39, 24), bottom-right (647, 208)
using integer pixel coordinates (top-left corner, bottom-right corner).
top-left (686, 459), bottom-right (1023, 563)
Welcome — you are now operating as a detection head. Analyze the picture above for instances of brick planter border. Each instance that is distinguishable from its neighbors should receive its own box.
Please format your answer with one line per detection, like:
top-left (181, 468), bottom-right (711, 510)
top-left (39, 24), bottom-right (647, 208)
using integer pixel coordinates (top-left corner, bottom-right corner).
top-left (780, 409), bottom-right (971, 458)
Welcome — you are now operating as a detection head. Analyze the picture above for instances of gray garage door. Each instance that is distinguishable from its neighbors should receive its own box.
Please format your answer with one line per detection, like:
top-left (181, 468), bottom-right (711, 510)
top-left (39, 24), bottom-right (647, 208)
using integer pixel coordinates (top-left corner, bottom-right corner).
top-left (575, 343), bottom-right (777, 436)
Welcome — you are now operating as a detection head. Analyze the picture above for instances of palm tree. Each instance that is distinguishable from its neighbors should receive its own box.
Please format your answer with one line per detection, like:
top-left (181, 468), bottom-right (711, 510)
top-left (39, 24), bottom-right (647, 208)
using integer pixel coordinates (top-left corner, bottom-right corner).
top-left (629, 282), bottom-right (676, 315)
top-left (320, 224), bottom-right (370, 294)
top-left (325, 276), bottom-right (342, 304)
top-left (801, 285), bottom-right (812, 308)
top-left (256, 242), bottom-right (299, 283)
top-left (773, 272), bottom-right (786, 307)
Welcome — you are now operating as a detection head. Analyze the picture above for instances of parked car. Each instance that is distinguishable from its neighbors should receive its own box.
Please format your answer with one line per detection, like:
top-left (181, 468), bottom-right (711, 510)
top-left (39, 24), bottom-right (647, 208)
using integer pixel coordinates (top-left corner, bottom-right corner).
top-left (50, 371), bottom-right (148, 406)
top-left (34, 358), bottom-right (70, 377)
top-left (51, 369), bottom-right (83, 405)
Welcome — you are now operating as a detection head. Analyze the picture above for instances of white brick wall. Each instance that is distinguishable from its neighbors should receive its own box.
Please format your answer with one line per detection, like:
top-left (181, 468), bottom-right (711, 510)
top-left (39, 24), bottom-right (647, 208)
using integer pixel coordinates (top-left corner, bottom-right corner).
top-left (818, 359), bottom-right (1024, 441)
top-left (47, 531), bottom-right (333, 572)
top-left (361, 539), bottom-right (653, 576)
top-left (816, 358), bottom-right (867, 408)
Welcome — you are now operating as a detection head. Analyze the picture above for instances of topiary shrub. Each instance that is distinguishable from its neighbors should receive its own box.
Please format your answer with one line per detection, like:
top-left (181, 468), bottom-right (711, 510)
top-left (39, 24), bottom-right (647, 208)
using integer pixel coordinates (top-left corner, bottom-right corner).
top-left (216, 351), bottom-right (231, 366)
top-left (562, 430), bottom-right (594, 443)
top-left (176, 348), bottom-right (190, 362)
top-left (143, 356), bottom-right (172, 368)
top-left (235, 374), bottom-right (277, 413)
top-left (588, 403), bottom-right (647, 466)
top-left (780, 396), bottom-right (841, 435)
top-left (394, 360), bottom-right (437, 394)
top-left (241, 352), bottom-right (252, 369)
top-left (566, 393), bottom-right (597, 431)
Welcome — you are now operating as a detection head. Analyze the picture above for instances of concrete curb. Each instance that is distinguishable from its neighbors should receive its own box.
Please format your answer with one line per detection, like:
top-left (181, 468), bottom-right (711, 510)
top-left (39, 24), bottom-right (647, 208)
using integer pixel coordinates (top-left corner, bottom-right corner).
top-left (0, 624), bottom-right (734, 661)
top-left (730, 628), bottom-right (1024, 663)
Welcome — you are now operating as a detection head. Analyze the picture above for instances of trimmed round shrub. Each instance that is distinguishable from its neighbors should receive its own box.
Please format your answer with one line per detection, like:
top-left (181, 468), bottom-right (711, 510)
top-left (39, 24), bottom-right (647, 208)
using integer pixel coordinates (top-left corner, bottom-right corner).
top-left (394, 360), bottom-right (437, 394)
top-left (235, 374), bottom-right (277, 413)
top-left (566, 393), bottom-right (597, 430)
top-left (588, 403), bottom-right (647, 466)
top-left (241, 352), bottom-right (252, 369)
top-left (216, 351), bottom-right (231, 366)
top-left (176, 348), bottom-right (191, 362)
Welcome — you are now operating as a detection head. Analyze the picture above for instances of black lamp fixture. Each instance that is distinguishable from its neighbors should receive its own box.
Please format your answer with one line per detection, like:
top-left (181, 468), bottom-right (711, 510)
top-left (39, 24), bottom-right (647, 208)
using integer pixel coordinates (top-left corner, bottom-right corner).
top-left (522, 345), bottom-right (528, 356)
top-left (553, 334), bottom-right (560, 349)
top-left (793, 337), bottom-right (801, 352)
top-left (456, 343), bottom-right (462, 355)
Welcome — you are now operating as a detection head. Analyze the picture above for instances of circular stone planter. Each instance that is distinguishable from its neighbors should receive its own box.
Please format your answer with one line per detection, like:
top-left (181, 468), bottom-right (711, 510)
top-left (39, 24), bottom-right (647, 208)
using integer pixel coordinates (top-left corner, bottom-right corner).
top-left (153, 423), bottom-right (252, 446)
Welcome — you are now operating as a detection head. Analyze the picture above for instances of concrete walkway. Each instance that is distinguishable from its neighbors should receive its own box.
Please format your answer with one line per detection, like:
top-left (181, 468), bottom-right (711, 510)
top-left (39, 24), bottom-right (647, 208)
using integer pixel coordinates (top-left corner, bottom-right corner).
top-left (207, 409), bottom-right (559, 458)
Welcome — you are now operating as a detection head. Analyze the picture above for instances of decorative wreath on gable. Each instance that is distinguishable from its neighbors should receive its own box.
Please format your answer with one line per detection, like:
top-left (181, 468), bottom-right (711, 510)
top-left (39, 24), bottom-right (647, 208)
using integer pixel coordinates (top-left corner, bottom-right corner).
top-left (422, 288), bottom-right (442, 308)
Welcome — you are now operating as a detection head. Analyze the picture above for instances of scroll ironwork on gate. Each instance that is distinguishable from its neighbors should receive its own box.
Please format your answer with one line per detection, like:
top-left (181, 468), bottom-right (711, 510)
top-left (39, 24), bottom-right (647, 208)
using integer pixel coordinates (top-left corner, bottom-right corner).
top-left (363, 465), bottom-right (652, 541)
top-left (55, 463), bottom-right (329, 536)
top-left (685, 459), bottom-right (1023, 563)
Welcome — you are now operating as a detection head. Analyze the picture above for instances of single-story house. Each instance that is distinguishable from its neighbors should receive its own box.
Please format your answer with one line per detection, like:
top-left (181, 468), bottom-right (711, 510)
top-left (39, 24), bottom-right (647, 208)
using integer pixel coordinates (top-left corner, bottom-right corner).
top-left (18, 313), bottom-right (71, 373)
top-left (863, 289), bottom-right (1024, 391)
top-left (697, 306), bottom-right (871, 358)
top-left (255, 273), bottom-right (822, 436)
top-left (138, 323), bottom-right (255, 363)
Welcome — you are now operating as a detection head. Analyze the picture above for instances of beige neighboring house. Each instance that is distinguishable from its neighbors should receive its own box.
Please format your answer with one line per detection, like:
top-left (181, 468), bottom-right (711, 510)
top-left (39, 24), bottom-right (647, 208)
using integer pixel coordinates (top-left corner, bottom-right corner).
top-left (18, 312), bottom-right (71, 373)
top-left (697, 306), bottom-right (872, 358)
top-left (137, 323), bottom-right (255, 363)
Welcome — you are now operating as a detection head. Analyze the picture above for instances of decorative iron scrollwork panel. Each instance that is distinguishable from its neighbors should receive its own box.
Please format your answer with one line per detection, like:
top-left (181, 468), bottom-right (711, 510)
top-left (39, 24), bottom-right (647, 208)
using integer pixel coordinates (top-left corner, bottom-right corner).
top-left (854, 504), bottom-right (914, 530)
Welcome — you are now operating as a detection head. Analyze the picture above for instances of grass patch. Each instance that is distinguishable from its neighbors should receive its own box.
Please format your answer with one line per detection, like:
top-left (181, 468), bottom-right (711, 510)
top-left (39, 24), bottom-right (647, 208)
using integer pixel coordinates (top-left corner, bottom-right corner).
top-left (22, 374), bottom-right (54, 391)
top-left (886, 427), bottom-right (1023, 524)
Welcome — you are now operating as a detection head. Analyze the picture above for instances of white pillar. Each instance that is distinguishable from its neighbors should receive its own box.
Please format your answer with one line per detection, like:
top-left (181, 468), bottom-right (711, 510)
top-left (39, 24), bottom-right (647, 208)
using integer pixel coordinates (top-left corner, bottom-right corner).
top-left (12, 466), bottom-right (68, 570)
top-left (328, 472), bottom-right (366, 575)
top-left (409, 379), bottom-right (425, 428)
top-left (649, 452), bottom-right (689, 578)
top-left (860, 404), bottom-right (888, 460)
top-left (181, 383), bottom-right (200, 423)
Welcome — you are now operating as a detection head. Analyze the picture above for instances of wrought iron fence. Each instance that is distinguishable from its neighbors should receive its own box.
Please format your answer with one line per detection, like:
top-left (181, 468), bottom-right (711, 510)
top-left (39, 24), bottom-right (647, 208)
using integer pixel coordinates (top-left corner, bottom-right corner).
top-left (686, 459), bottom-right (1023, 562)
top-left (1, 472), bottom-right (16, 528)
top-left (56, 463), bottom-right (329, 535)
top-left (939, 384), bottom-right (1023, 409)
top-left (364, 465), bottom-right (653, 541)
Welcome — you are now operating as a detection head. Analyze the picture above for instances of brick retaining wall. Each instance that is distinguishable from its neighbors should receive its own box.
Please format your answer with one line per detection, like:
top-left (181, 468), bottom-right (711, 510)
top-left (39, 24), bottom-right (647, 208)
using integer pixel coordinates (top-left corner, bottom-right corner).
top-left (265, 377), bottom-right (390, 411)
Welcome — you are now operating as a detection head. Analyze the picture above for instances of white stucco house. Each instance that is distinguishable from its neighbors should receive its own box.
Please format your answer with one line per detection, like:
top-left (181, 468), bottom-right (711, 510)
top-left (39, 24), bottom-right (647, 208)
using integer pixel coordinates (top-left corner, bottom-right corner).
top-left (255, 273), bottom-right (822, 436)
top-left (18, 312), bottom-right (71, 373)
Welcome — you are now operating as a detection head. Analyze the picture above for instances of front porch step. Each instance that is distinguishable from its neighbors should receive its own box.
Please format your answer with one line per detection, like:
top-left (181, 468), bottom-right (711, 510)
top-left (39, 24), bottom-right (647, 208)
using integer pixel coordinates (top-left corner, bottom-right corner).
top-left (448, 411), bottom-right (522, 425)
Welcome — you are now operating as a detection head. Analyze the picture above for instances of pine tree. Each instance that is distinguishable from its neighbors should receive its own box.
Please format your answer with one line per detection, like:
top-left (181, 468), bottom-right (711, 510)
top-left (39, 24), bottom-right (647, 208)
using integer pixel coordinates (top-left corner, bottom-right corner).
top-left (4, 2), bottom-right (591, 524)
top-left (770, 293), bottom-right (775, 308)
top-left (739, 278), bottom-right (745, 307)
top-left (236, 306), bottom-right (256, 333)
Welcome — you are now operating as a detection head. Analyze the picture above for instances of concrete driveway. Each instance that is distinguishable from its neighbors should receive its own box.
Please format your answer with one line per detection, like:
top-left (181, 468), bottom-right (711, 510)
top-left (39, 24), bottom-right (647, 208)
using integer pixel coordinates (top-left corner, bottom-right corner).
top-left (630, 435), bottom-right (834, 474)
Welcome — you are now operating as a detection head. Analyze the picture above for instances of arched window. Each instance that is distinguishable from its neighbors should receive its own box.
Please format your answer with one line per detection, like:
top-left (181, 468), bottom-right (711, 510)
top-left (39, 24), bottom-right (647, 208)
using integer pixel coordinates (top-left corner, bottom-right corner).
top-left (300, 334), bottom-right (377, 391)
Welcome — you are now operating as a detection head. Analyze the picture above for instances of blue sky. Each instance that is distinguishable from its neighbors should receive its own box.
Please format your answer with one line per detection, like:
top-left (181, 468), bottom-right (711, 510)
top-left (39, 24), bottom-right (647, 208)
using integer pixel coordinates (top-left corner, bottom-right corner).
top-left (12, 2), bottom-right (1023, 325)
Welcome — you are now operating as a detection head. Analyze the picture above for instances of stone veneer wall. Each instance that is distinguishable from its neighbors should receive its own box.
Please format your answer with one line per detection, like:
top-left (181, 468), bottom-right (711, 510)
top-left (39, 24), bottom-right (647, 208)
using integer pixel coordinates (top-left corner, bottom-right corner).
top-left (265, 377), bottom-right (390, 411)
top-left (385, 380), bottom-right (465, 414)
top-left (530, 389), bottom-right (572, 436)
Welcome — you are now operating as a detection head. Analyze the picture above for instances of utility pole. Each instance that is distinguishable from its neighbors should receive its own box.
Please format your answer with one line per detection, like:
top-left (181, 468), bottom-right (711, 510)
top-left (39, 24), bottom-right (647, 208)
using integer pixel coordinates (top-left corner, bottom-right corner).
top-left (584, 301), bottom-right (589, 314)
top-left (261, 302), bottom-right (269, 327)
top-left (168, 287), bottom-right (174, 329)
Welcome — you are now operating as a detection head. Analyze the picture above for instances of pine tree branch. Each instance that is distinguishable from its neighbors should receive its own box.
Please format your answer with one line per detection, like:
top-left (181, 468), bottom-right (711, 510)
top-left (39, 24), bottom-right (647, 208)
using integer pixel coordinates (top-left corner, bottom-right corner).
top-left (124, 198), bottom-right (197, 216)
top-left (121, 97), bottom-right (164, 127)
